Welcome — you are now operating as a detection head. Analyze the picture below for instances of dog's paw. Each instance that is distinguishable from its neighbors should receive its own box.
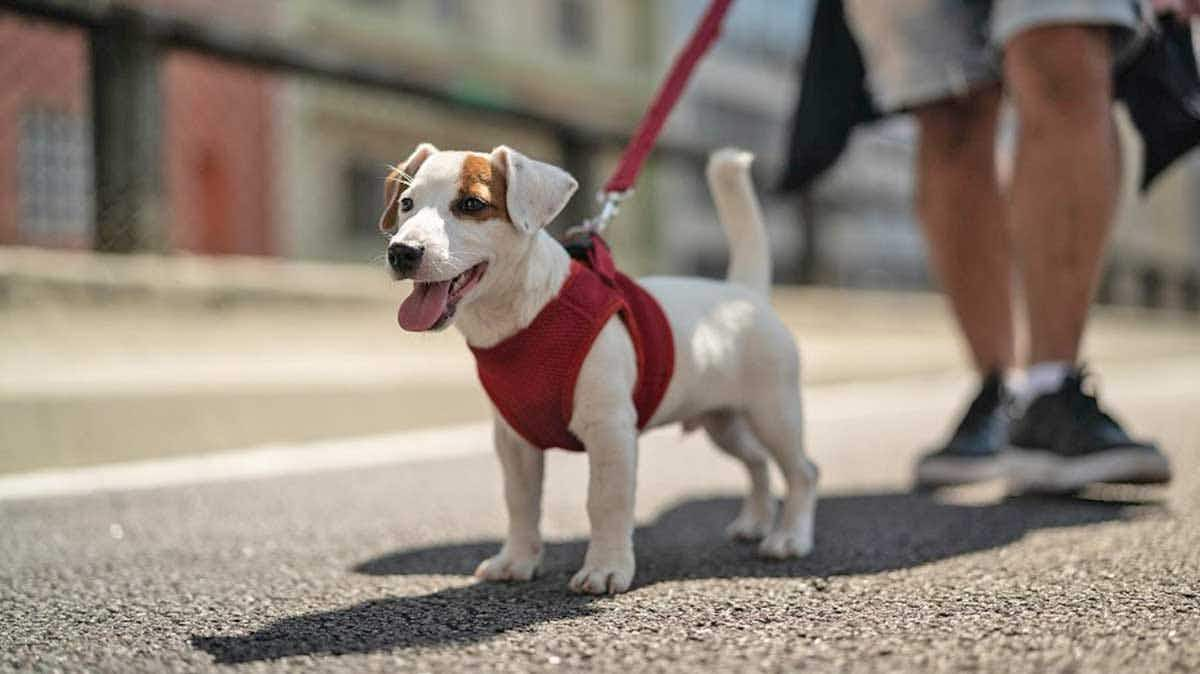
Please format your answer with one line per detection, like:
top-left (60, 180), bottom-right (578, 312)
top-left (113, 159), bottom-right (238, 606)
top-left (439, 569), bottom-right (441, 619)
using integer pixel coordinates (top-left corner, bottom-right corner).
top-left (725, 503), bottom-right (776, 542)
top-left (568, 552), bottom-right (635, 595)
top-left (474, 546), bottom-right (542, 582)
top-left (757, 529), bottom-right (813, 559)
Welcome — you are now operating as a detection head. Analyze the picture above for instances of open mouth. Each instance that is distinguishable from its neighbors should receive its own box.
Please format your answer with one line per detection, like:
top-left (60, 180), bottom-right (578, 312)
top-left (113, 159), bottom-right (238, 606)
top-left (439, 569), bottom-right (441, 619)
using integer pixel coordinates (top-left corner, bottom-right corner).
top-left (397, 262), bottom-right (488, 332)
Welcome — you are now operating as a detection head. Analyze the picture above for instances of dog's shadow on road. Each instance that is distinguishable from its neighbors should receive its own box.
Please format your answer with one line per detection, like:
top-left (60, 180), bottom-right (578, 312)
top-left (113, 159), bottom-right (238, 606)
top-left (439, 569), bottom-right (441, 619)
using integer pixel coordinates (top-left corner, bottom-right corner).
top-left (192, 490), bottom-right (1160, 664)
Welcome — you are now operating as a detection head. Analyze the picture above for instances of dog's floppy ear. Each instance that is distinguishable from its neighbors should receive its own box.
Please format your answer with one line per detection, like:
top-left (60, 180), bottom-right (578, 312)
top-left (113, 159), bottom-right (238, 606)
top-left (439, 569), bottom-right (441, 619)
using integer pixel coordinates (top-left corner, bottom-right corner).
top-left (378, 143), bottom-right (438, 232)
top-left (491, 145), bottom-right (578, 233)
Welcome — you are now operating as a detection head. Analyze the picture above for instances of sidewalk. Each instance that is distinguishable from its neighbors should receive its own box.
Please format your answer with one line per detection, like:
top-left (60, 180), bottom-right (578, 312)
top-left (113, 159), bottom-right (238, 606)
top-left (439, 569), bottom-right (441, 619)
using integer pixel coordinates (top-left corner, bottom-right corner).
top-left (4, 246), bottom-right (1199, 473)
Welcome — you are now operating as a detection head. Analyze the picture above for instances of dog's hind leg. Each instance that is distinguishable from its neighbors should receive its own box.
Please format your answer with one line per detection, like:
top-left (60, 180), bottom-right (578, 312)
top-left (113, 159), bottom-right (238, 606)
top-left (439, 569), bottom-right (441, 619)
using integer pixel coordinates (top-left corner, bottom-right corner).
top-left (474, 415), bottom-right (545, 582)
top-left (745, 387), bottom-right (819, 559)
top-left (702, 410), bottom-right (777, 541)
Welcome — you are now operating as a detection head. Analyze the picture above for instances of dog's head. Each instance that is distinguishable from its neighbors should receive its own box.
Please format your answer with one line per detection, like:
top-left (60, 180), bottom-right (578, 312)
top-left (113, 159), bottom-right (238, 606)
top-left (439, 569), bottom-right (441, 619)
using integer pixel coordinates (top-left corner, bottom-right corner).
top-left (380, 144), bottom-right (577, 332)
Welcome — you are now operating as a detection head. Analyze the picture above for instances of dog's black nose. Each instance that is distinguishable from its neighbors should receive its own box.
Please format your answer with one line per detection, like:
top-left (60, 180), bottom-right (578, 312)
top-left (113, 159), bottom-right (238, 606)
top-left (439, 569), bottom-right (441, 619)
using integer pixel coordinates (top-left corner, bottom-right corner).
top-left (388, 242), bottom-right (424, 274)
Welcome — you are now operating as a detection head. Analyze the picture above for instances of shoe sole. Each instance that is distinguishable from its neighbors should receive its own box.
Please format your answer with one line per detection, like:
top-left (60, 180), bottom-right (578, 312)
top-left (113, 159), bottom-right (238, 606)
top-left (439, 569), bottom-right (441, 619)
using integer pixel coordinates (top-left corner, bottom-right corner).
top-left (915, 455), bottom-right (1008, 488)
top-left (1005, 445), bottom-right (1172, 494)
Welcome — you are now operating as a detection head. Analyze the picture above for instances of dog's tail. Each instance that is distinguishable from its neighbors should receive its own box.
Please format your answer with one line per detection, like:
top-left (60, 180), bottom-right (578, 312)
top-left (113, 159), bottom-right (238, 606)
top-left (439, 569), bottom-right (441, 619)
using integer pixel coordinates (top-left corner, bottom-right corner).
top-left (706, 148), bottom-right (770, 296)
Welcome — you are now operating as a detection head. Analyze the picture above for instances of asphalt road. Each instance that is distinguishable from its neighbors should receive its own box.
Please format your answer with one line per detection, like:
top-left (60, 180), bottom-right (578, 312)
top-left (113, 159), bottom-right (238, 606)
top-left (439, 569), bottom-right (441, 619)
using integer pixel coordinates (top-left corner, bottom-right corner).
top-left (3, 358), bottom-right (1199, 672)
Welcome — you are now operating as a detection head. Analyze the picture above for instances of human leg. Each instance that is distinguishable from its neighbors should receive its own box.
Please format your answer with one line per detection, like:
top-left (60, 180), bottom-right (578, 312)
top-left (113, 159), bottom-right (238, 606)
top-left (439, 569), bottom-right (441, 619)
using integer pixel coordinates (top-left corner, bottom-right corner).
top-left (998, 14), bottom-right (1171, 490)
top-left (844, 0), bottom-right (1016, 487)
top-left (914, 87), bottom-right (1015, 373)
top-left (1003, 25), bottom-right (1119, 365)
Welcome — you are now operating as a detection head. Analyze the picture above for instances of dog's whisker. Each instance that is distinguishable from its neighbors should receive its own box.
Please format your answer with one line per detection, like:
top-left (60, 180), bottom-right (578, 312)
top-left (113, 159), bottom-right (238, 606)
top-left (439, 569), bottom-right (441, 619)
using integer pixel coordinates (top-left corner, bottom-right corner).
top-left (385, 164), bottom-right (415, 187)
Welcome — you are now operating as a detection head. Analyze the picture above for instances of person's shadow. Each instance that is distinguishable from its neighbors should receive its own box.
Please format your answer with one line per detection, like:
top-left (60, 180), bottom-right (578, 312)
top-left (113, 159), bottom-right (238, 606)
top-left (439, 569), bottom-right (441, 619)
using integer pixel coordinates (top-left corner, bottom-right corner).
top-left (191, 490), bottom-right (1161, 664)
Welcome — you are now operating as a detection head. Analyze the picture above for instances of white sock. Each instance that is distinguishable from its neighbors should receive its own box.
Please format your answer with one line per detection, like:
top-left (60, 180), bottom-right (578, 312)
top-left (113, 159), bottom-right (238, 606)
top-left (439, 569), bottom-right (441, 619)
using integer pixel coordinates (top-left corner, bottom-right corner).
top-left (1022, 361), bottom-right (1073, 399)
top-left (1000, 369), bottom-right (1021, 394)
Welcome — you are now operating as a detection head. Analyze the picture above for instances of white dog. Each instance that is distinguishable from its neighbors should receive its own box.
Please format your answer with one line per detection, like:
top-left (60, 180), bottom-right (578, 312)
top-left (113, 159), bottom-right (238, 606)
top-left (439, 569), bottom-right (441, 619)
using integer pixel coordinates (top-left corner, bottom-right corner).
top-left (381, 144), bottom-right (818, 595)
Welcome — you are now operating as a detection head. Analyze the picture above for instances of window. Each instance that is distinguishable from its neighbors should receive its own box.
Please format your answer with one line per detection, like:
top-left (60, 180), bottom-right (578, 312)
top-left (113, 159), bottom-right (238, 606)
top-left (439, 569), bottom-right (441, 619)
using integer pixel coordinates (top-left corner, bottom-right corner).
top-left (558, 0), bottom-right (593, 53)
top-left (17, 108), bottom-right (93, 245)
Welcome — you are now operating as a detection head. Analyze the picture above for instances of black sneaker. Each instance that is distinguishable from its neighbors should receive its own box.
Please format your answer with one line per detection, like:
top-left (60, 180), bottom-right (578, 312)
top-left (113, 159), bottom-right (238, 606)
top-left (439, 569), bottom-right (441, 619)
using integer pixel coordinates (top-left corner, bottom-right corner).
top-left (1006, 368), bottom-right (1171, 493)
top-left (915, 372), bottom-right (1011, 488)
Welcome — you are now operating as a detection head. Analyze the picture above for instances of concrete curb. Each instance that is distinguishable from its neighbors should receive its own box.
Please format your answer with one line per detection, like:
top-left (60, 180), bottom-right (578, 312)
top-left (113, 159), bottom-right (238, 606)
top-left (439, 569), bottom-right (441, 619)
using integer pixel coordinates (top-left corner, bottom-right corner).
top-left (0, 246), bottom-right (395, 308)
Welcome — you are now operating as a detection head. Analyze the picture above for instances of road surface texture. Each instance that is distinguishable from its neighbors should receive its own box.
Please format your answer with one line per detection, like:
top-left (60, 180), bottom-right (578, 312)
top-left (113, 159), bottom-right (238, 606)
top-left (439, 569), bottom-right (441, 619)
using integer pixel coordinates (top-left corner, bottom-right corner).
top-left (3, 354), bottom-right (1199, 672)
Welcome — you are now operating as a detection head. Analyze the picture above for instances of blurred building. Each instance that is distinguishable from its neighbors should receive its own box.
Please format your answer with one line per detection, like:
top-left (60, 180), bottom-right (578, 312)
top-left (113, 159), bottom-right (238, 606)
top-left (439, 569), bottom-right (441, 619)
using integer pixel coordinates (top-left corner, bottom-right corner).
top-left (273, 0), bottom-right (816, 277)
top-left (0, 0), bottom-right (279, 254)
top-left (275, 0), bottom-right (654, 263)
top-left (649, 0), bottom-right (812, 281)
top-left (0, 0), bottom-right (1196, 307)
top-left (1107, 111), bottom-right (1200, 309)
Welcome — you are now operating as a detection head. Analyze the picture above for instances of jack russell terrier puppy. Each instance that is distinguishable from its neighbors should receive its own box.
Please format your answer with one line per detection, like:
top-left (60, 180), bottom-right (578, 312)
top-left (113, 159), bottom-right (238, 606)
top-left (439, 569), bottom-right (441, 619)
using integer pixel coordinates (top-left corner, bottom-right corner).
top-left (380, 144), bottom-right (818, 595)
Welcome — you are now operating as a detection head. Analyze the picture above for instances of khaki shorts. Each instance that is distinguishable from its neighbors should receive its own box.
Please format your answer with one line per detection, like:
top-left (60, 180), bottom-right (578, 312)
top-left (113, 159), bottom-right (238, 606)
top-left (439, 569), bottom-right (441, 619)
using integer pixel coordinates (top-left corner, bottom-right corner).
top-left (844, 0), bottom-right (1142, 112)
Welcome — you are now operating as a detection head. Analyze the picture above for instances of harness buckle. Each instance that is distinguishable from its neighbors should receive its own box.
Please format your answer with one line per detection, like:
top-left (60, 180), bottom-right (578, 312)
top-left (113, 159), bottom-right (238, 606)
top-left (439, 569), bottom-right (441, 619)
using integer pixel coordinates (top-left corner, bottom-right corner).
top-left (563, 189), bottom-right (632, 242)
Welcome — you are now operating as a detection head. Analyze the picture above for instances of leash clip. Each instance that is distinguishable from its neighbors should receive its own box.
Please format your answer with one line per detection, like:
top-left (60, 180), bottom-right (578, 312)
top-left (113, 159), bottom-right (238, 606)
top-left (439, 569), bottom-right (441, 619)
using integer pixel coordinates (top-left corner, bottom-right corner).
top-left (565, 189), bottom-right (633, 240)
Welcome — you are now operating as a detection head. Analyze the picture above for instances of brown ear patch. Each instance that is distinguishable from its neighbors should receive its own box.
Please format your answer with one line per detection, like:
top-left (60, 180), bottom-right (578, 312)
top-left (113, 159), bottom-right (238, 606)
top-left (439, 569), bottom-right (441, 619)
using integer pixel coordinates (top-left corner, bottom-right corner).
top-left (453, 154), bottom-right (509, 222)
top-left (377, 166), bottom-right (406, 232)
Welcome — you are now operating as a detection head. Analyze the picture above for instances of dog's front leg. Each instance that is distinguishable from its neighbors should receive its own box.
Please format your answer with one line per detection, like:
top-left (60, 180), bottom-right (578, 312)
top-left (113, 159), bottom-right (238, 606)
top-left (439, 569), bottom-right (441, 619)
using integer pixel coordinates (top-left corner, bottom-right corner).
top-left (565, 320), bottom-right (641, 595)
top-left (475, 416), bottom-right (545, 582)
top-left (567, 416), bottom-right (638, 595)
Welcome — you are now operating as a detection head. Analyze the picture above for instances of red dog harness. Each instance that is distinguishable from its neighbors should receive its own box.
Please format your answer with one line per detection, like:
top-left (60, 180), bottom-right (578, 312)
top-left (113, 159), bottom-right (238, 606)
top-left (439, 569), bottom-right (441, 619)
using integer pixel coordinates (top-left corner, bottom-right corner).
top-left (469, 236), bottom-right (675, 452)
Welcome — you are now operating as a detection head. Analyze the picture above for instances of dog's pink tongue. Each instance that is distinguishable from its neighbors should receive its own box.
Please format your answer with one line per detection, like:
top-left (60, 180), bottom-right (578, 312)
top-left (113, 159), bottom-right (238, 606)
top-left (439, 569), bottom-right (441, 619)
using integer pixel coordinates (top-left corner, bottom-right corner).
top-left (398, 280), bottom-right (451, 331)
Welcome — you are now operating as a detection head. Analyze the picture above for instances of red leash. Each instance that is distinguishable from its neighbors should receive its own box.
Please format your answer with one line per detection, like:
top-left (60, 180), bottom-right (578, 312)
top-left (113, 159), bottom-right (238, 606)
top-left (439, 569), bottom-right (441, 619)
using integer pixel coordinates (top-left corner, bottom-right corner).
top-left (573, 0), bottom-right (736, 236)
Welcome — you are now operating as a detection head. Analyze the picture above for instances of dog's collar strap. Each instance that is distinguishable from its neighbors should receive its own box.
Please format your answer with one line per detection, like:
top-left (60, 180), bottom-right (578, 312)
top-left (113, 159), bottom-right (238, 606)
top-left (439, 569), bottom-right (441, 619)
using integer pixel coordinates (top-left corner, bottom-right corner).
top-left (561, 233), bottom-right (594, 263)
top-left (576, 234), bottom-right (619, 285)
top-left (561, 233), bottom-right (617, 285)
top-left (469, 243), bottom-right (675, 452)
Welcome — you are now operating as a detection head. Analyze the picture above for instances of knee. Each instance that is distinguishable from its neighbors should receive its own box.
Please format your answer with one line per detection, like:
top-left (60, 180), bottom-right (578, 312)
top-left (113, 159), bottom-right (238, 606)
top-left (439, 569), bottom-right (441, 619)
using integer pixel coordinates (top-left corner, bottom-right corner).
top-left (912, 89), bottom-right (1000, 216)
top-left (1004, 26), bottom-right (1113, 129)
top-left (915, 87), bottom-right (1001, 157)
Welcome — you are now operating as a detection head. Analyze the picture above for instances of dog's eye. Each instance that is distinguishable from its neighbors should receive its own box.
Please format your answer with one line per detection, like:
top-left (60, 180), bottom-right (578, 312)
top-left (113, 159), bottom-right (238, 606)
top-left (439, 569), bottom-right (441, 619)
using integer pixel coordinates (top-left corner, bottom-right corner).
top-left (400, 197), bottom-right (414, 213)
top-left (460, 196), bottom-right (487, 213)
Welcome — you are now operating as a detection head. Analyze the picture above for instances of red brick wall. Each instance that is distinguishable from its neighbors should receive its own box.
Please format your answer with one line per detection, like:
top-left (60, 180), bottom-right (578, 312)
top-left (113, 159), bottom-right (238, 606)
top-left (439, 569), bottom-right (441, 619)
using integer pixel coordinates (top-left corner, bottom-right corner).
top-left (0, 17), bottom-right (88, 247)
top-left (0, 1), bottom-right (279, 254)
top-left (162, 53), bottom-right (276, 255)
